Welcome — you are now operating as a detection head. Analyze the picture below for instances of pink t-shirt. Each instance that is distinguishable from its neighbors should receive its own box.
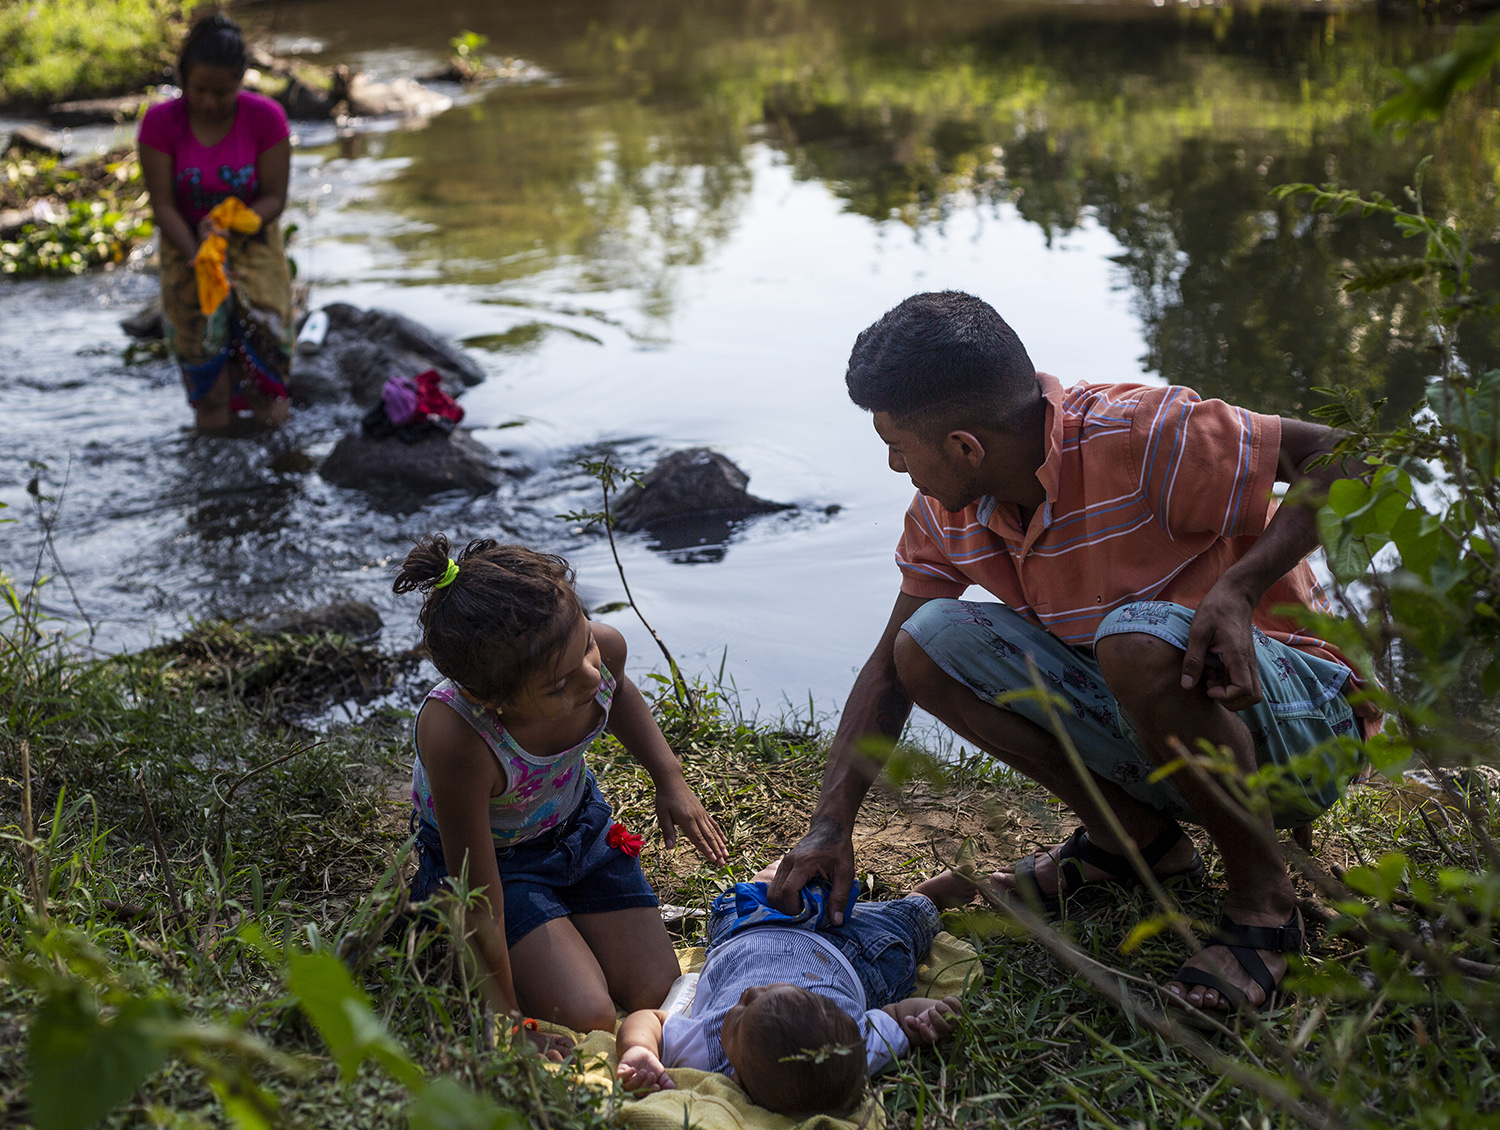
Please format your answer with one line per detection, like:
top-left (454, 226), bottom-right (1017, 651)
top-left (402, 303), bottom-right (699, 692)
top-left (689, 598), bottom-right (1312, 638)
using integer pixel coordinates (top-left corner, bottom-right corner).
top-left (138, 90), bottom-right (289, 226)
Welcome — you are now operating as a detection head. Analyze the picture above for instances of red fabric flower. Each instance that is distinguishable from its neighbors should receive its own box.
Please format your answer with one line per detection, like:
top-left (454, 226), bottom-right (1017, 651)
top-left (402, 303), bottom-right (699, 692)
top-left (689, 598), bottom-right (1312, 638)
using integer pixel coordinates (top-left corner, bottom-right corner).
top-left (607, 822), bottom-right (643, 857)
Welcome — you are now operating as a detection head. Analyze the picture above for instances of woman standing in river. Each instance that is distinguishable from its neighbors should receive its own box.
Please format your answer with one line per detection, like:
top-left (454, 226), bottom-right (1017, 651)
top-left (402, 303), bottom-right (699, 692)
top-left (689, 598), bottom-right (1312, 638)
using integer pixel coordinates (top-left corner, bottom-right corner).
top-left (139, 13), bottom-right (293, 434)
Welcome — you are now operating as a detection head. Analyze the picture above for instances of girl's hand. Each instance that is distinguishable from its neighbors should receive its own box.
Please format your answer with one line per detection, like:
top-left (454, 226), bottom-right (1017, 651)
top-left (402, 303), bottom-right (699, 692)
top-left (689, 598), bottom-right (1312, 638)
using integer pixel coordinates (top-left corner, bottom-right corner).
top-left (522, 1028), bottom-right (575, 1063)
top-left (196, 215), bottom-right (224, 240)
top-left (617, 1045), bottom-right (676, 1094)
top-left (655, 782), bottom-right (728, 865)
top-left (900, 996), bottom-right (963, 1047)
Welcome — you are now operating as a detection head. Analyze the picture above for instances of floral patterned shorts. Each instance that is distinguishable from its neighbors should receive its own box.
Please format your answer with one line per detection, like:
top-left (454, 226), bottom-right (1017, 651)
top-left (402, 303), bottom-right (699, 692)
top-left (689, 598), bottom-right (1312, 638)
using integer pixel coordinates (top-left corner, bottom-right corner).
top-left (900, 599), bottom-right (1359, 827)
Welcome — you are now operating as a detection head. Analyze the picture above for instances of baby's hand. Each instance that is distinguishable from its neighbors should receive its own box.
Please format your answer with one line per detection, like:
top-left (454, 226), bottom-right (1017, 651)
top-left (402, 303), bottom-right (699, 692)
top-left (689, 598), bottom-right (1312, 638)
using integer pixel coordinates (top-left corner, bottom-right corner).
top-left (617, 1045), bottom-right (677, 1094)
top-left (900, 996), bottom-right (963, 1047)
top-left (655, 783), bottom-right (729, 865)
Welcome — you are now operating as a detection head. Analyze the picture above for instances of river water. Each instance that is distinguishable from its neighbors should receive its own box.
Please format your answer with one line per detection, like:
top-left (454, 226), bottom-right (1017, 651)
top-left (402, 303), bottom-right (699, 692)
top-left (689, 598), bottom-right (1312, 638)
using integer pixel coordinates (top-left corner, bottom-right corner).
top-left (3, 0), bottom-right (1498, 722)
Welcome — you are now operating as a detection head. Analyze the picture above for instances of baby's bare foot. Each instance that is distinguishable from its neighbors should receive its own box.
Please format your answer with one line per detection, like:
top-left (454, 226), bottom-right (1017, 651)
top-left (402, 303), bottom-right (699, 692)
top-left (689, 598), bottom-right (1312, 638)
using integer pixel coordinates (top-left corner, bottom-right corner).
top-left (913, 870), bottom-right (980, 910)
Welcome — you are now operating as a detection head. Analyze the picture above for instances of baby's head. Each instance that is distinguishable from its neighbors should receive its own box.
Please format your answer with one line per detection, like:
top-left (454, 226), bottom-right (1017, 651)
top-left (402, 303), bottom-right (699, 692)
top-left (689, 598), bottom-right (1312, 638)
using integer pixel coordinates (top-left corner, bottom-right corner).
top-left (395, 535), bottom-right (588, 712)
top-left (720, 984), bottom-right (866, 1116)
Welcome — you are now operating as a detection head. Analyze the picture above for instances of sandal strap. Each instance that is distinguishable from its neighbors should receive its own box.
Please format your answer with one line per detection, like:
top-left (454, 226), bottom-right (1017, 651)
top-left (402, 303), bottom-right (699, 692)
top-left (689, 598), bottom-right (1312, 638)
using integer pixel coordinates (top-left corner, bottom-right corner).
top-left (1138, 822), bottom-right (1187, 870)
top-left (1055, 827), bottom-right (1132, 886)
top-left (1211, 913), bottom-right (1304, 955)
top-left (1171, 966), bottom-right (1251, 1011)
top-left (1222, 944), bottom-right (1277, 1001)
top-left (1058, 821), bottom-right (1187, 884)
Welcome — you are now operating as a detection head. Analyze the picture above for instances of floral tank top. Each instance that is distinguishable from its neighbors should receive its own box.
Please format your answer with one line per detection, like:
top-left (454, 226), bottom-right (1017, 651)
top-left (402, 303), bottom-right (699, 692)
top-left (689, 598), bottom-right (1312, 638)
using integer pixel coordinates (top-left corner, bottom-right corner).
top-left (410, 665), bottom-right (616, 846)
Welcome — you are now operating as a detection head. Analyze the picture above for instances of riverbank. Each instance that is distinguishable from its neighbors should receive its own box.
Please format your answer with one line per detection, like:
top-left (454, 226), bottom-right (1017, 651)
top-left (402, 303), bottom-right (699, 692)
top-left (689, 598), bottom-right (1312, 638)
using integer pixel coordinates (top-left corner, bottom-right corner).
top-left (0, 0), bottom-right (180, 112)
top-left (1, 144), bottom-right (152, 277)
top-left (0, 604), bottom-right (1491, 1129)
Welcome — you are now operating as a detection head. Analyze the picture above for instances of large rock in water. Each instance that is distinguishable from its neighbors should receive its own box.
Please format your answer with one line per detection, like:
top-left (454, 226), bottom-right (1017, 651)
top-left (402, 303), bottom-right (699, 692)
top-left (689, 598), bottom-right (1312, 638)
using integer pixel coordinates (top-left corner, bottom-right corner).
top-left (288, 303), bottom-right (486, 406)
top-left (320, 429), bottom-right (502, 496)
top-left (248, 601), bottom-right (383, 641)
top-left (612, 449), bottom-right (791, 533)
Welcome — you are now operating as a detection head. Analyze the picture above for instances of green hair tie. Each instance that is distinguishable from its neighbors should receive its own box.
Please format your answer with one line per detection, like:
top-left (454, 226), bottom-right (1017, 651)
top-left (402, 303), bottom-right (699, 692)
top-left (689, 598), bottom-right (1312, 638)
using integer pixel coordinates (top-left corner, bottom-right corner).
top-left (433, 558), bottom-right (460, 589)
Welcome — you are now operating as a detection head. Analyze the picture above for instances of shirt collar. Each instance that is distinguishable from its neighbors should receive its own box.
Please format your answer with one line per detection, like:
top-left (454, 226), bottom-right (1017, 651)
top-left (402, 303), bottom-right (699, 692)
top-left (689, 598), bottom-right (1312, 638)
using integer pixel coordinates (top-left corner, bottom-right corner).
top-left (1034, 371), bottom-right (1066, 513)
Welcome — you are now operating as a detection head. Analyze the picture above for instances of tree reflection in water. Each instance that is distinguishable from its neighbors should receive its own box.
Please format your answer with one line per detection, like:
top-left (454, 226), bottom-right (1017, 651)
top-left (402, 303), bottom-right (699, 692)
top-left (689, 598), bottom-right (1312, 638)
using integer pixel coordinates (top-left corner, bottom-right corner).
top-left (280, 0), bottom-right (1500, 417)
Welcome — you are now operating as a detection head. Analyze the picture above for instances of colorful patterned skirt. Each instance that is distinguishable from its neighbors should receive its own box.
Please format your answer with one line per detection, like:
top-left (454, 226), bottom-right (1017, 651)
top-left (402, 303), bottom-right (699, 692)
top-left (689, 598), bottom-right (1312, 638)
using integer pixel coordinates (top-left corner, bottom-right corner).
top-left (158, 222), bottom-right (293, 408)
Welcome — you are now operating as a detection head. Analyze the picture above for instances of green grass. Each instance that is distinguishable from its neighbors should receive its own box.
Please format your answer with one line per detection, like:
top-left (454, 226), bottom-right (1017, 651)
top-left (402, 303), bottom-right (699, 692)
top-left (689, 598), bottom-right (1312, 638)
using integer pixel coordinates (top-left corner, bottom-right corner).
top-left (1, 601), bottom-right (1497, 1128)
top-left (0, 0), bottom-right (181, 109)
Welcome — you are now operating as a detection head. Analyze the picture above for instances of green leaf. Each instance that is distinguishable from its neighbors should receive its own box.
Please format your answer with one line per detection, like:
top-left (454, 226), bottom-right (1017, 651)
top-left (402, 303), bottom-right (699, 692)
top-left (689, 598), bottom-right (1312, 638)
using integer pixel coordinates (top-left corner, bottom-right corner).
top-left (1327, 478), bottom-right (1370, 518)
top-left (1326, 529), bottom-right (1373, 585)
top-left (1376, 13), bottom-right (1500, 129)
top-left (286, 952), bottom-right (423, 1089)
top-left (1343, 852), bottom-right (1410, 905)
top-left (1365, 731), bottom-right (1414, 778)
top-left (406, 1078), bottom-right (527, 1130)
top-left (28, 986), bottom-right (175, 1130)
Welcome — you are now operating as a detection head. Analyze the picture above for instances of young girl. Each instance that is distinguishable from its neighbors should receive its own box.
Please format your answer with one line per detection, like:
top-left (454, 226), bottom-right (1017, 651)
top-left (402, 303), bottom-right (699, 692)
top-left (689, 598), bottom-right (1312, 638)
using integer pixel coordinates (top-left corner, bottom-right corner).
top-left (138, 13), bottom-right (293, 433)
top-left (395, 536), bottom-right (728, 1034)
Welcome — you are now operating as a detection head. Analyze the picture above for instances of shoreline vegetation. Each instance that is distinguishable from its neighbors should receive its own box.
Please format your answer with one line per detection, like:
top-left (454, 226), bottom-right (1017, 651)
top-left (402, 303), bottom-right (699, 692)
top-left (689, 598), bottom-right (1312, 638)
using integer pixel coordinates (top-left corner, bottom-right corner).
top-left (0, 598), bottom-right (1495, 1128)
top-left (0, 0), bottom-right (181, 112)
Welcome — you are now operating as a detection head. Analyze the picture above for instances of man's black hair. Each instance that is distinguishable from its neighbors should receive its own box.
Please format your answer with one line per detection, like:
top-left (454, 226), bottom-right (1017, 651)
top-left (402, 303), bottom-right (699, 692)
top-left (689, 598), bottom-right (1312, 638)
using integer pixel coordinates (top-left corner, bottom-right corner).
top-left (845, 290), bottom-right (1041, 436)
top-left (177, 12), bottom-right (247, 84)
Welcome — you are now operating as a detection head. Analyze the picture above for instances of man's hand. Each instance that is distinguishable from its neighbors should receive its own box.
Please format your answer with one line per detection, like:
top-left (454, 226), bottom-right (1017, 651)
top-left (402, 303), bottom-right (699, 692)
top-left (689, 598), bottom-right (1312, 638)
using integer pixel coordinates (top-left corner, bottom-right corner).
top-left (1180, 579), bottom-right (1261, 711)
top-left (617, 1045), bottom-right (677, 1094)
top-left (899, 996), bottom-right (964, 1047)
top-left (654, 781), bottom-right (729, 865)
top-left (768, 817), bottom-right (856, 923)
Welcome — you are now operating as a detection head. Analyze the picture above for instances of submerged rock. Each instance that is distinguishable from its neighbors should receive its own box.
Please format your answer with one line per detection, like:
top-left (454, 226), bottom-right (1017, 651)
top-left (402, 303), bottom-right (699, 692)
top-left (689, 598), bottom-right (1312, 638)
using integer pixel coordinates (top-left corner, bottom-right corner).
top-left (346, 74), bottom-right (453, 119)
top-left (319, 428), bottom-right (502, 496)
top-left (287, 303), bottom-right (485, 406)
top-left (120, 299), bottom-right (164, 340)
top-left (613, 448), bottom-right (792, 533)
top-left (248, 600), bottom-right (383, 641)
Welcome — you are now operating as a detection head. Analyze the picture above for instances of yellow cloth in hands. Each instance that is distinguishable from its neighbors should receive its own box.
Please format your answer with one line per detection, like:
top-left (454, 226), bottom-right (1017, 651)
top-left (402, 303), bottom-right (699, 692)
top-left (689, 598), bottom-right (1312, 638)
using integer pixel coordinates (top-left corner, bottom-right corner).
top-left (544, 933), bottom-right (982, 1130)
top-left (192, 197), bottom-right (262, 315)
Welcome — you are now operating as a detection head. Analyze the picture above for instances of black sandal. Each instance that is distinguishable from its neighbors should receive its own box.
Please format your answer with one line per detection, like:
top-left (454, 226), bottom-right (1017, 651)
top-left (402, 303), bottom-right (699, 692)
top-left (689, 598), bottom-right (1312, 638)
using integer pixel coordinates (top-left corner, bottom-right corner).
top-left (1010, 822), bottom-right (1205, 916)
top-left (1169, 910), bottom-right (1304, 1014)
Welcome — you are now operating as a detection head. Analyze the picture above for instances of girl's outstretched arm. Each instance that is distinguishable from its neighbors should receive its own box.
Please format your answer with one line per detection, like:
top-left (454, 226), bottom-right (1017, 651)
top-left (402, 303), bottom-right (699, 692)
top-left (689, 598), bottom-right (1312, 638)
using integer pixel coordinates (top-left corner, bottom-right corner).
top-left (594, 625), bottom-right (728, 865)
top-left (418, 700), bottom-right (522, 1017)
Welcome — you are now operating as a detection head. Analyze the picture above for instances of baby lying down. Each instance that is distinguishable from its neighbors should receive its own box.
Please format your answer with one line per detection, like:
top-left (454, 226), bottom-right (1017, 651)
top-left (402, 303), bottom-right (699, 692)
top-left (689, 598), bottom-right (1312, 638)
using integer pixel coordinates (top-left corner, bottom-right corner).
top-left (616, 861), bottom-right (969, 1117)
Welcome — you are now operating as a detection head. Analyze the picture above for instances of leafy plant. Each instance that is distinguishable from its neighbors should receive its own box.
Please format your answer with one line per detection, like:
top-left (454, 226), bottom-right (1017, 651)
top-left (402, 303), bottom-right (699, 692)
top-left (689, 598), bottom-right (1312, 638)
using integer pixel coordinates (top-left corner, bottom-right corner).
top-left (1, 147), bottom-right (153, 278)
top-left (0, 0), bottom-right (181, 108)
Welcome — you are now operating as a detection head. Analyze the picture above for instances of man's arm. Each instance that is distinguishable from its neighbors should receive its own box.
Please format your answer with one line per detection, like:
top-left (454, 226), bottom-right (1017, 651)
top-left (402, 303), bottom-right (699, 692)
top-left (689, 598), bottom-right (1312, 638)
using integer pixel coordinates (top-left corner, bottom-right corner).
top-left (1180, 417), bottom-right (1354, 710)
top-left (768, 591), bottom-right (932, 922)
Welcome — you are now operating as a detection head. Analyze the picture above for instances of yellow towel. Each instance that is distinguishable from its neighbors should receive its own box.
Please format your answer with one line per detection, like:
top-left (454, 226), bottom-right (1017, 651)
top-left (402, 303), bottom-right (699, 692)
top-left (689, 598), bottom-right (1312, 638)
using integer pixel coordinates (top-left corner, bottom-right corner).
top-left (542, 932), bottom-right (981, 1130)
top-left (192, 197), bottom-right (262, 315)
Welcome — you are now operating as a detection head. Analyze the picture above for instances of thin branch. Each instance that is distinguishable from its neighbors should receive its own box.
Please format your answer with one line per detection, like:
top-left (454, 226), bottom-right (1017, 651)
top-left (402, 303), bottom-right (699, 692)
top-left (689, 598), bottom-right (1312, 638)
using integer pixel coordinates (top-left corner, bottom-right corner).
top-left (596, 457), bottom-right (696, 718)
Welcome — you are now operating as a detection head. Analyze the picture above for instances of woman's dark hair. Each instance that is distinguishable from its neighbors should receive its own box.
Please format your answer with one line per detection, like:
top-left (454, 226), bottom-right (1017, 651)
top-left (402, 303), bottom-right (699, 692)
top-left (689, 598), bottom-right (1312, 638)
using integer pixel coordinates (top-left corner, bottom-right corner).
top-left (846, 290), bottom-right (1041, 438)
top-left (394, 535), bottom-right (585, 706)
top-left (177, 12), bottom-right (247, 85)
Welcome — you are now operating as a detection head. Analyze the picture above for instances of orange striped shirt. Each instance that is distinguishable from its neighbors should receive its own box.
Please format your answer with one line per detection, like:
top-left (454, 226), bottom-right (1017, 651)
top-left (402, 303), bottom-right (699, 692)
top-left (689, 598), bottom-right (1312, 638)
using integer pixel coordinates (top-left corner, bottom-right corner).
top-left (896, 373), bottom-right (1361, 682)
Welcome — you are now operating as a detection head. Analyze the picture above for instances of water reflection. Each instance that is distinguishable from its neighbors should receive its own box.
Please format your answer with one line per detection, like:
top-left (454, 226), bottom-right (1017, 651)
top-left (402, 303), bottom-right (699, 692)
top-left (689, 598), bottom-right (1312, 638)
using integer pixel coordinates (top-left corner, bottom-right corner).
top-left (11, 1), bottom-right (1500, 714)
top-left (276, 0), bottom-right (1500, 416)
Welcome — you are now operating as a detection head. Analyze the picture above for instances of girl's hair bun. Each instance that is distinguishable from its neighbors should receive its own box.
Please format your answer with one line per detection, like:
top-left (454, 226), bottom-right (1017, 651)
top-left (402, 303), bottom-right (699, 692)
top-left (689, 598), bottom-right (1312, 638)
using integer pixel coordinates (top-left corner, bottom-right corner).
top-left (393, 533), bottom-right (455, 595)
top-left (392, 535), bottom-right (583, 706)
